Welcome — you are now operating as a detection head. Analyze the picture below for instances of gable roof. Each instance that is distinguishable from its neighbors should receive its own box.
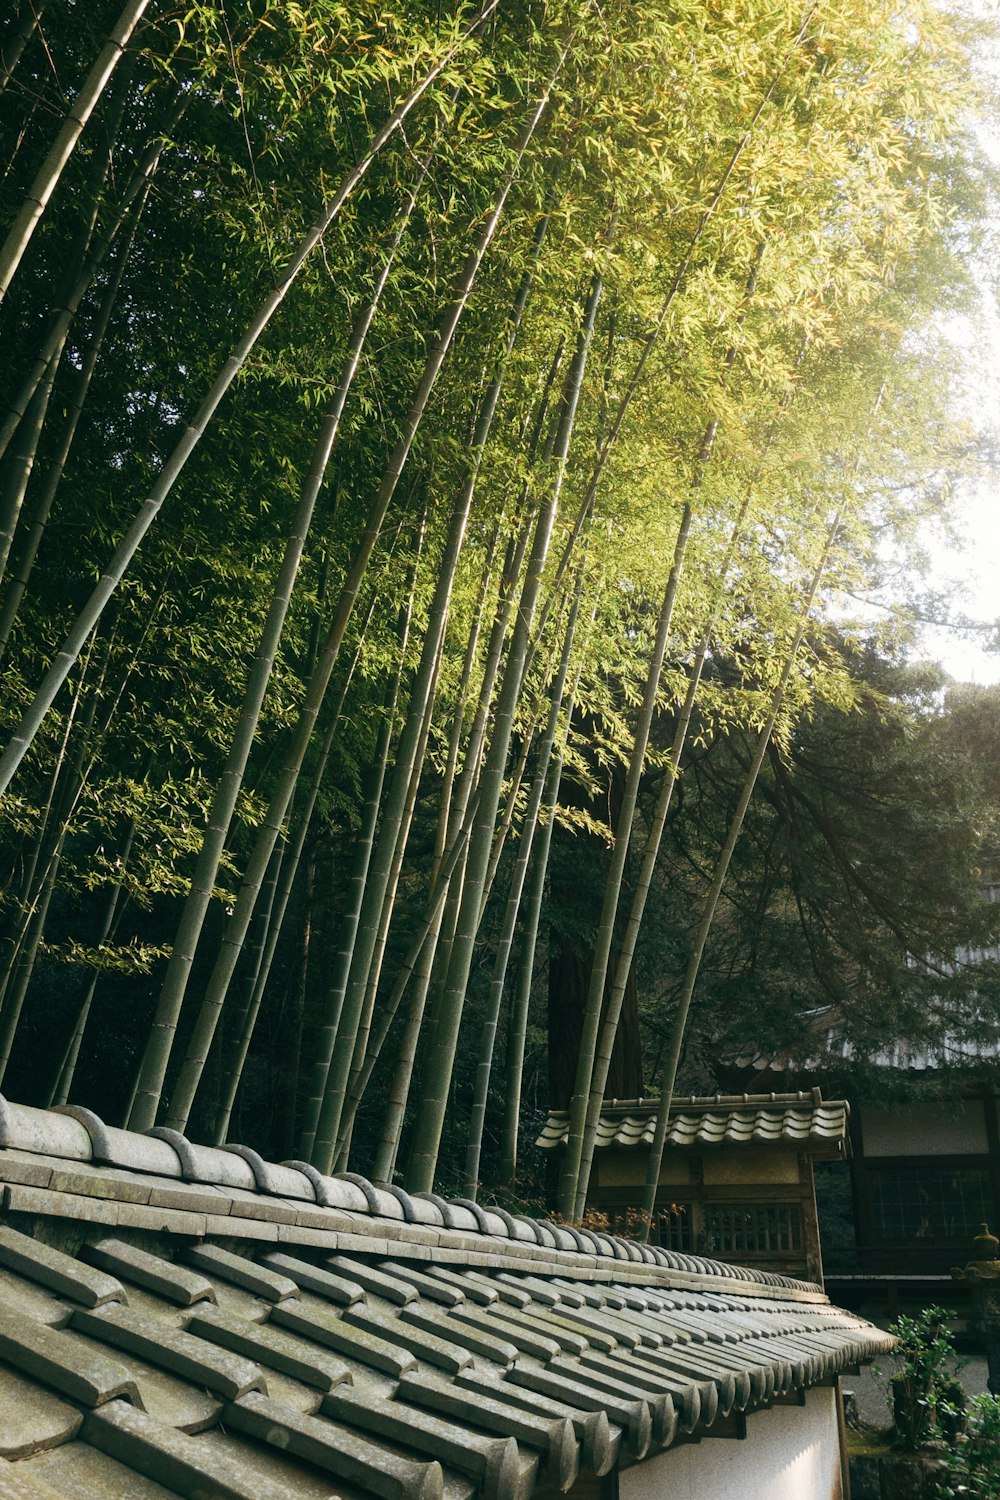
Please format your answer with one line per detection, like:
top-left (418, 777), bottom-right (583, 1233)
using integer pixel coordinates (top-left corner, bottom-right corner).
top-left (0, 1095), bottom-right (891, 1500)
top-left (535, 1092), bottom-right (850, 1158)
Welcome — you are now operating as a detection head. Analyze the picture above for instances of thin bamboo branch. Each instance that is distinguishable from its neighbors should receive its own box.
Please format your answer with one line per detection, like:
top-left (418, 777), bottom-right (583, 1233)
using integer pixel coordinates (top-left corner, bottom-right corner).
top-left (0, 0), bottom-right (499, 801)
top-left (128, 66), bottom-right (545, 1132)
top-left (0, 0), bottom-right (149, 300)
top-left (636, 507), bottom-right (845, 1233)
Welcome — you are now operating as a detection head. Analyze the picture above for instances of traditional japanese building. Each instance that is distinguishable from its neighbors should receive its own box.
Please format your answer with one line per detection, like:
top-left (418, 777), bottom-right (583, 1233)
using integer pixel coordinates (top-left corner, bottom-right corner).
top-left (537, 1091), bottom-right (849, 1287)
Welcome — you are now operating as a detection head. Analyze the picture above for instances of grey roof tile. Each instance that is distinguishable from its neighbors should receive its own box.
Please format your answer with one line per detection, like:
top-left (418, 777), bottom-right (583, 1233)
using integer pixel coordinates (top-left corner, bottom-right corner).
top-left (270, 1295), bottom-right (417, 1378)
top-left (0, 1093), bottom-right (897, 1500)
top-left (398, 1371), bottom-right (578, 1493)
top-left (0, 1303), bottom-right (141, 1409)
top-left (43, 1160), bottom-right (151, 1205)
top-left (324, 1385), bottom-right (534, 1500)
top-left (195, 1428), bottom-right (370, 1499)
top-left (536, 1094), bottom-right (849, 1156)
top-left (147, 1129), bottom-right (257, 1191)
top-left (7, 1443), bottom-right (181, 1500)
top-left (505, 1363), bottom-right (652, 1462)
top-left (70, 1305), bottom-right (266, 1401)
top-left (0, 1100), bottom-right (92, 1162)
top-left (185, 1304), bottom-right (353, 1392)
top-left (343, 1303), bottom-right (473, 1375)
top-left (327, 1255), bottom-right (418, 1305)
top-left (225, 1391), bottom-right (444, 1500)
top-left (380, 1261), bottom-right (466, 1305)
top-left (82, 1400), bottom-right (303, 1500)
top-left (449, 1303), bottom-right (560, 1364)
top-left (221, 1147), bottom-right (315, 1202)
top-left (69, 1342), bottom-right (222, 1435)
top-left (399, 1302), bottom-right (517, 1368)
top-left (0, 1227), bottom-right (124, 1309)
top-left (0, 1265), bottom-right (72, 1328)
top-left (183, 1244), bottom-right (296, 1304)
top-left (0, 1149), bottom-right (54, 1190)
top-left (427, 1267), bottom-right (498, 1305)
top-left (0, 1367), bottom-right (83, 1459)
top-left (53, 1109), bottom-right (183, 1179)
top-left (0, 1456), bottom-right (68, 1500)
top-left (82, 1239), bottom-right (214, 1308)
top-left (261, 1252), bottom-right (364, 1305)
top-left (453, 1370), bottom-right (618, 1478)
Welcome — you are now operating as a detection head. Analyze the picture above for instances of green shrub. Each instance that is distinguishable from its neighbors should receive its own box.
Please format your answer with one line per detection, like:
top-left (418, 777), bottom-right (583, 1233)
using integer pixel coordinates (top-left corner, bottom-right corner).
top-left (880, 1307), bottom-right (963, 1451)
top-left (938, 1395), bottom-right (1000, 1499)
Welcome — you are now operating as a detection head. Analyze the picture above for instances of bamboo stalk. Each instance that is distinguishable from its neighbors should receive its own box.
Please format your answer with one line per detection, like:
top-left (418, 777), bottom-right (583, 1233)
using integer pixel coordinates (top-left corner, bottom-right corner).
top-left (0, 1), bottom-right (499, 802)
top-left (0, 0), bottom-right (149, 299)
top-left (129, 70), bottom-right (547, 1132)
top-left (463, 565), bottom-right (585, 1196)
top-left (406, 246), bottom-right (607, 1193)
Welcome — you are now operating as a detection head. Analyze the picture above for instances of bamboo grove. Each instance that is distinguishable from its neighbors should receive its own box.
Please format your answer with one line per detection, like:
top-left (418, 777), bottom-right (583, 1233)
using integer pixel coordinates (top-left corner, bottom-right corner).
top-left (0, 0), bottom-right (996, 1222)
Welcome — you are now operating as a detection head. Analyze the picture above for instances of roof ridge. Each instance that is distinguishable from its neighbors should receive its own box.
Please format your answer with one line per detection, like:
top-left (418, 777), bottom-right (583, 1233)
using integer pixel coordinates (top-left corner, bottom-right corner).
top-left (0, 1094), bottom-right (822, 1298)
top-left (544, 1090), bottom-right (848, 1115)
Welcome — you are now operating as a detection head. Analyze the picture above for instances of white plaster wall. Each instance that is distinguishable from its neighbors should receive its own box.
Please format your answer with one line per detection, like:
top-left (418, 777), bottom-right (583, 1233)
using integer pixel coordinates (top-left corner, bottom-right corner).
top-left (861, 1101), bottom-right (987, 1156)
top-left (620, 1388), bottom-right (842, 1500)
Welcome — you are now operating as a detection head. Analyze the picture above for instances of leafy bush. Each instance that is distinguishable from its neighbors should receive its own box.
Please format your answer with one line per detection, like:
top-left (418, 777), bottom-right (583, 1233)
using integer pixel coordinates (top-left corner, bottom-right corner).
top-left (880, 1307), bottom-right (965, 1451)
top-left (938, 1395), bottom-right (1000, 1499)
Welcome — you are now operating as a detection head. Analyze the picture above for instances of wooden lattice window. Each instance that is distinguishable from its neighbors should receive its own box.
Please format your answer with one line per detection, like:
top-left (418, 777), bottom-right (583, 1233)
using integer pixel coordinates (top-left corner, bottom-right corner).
top-left (703, 1202), bottom-right (803, 1256)
top-left (869, 1164), bottom-right (992, 1242)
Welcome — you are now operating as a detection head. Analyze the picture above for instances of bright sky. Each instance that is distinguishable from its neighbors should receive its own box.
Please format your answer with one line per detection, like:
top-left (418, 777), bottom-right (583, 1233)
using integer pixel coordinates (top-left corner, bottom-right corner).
top-left (919, 485), bottom-right (1000, 684)
top-left (909, 22), bottom-right (1000, 687)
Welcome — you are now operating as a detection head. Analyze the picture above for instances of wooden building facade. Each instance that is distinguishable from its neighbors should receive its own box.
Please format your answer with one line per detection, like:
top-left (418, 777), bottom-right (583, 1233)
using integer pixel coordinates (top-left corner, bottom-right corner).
top-left (537, 1090), bottom-right (850, 1286)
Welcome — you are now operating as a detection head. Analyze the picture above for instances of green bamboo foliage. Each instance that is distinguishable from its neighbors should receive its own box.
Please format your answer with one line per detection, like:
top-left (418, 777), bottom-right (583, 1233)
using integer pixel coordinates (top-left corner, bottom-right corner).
top-left (407, 250), bottom-right (608, 1192)
top-left (0, 0), bottom-right (991, 1202)
top-left (0, 1), bottom-right (500, 802)
top-left (0, 0), bottom-right (149, 300)
top-left (148, 162), bottom-right (431, 1137)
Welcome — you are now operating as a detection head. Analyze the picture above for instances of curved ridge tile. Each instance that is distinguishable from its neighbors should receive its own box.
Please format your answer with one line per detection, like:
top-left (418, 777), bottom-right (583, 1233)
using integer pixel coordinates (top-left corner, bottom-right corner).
top-left (413, 1191), bottom-right (461, 1228)
top-left (331, 1171), bottom-right (401, 1218)
top-left (54, 1108), bottom-right (182, 1179)
top-left (0, 1096), bottom-right (92, 1161)
top-left (221, 1146), bottom-right (314, 1202)
top-left (485, 1205), bottom-right (521, 1240)
top-left (148, 1127), bottom-right (256, 1190)
top-left (283, 1163), bottom-right (371, 1212)
top-left (447, 1197), bottom-right (493, 1234)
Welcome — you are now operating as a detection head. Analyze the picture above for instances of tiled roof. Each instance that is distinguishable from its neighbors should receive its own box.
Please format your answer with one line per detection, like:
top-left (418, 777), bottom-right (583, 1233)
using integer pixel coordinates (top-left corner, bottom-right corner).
top-left (535, 1092), bottom-right (850, 1157)
top-left (0, 1095), bottom-right (890, 1499)
top-left (731, 1003), bottom-right (1000, 1075)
